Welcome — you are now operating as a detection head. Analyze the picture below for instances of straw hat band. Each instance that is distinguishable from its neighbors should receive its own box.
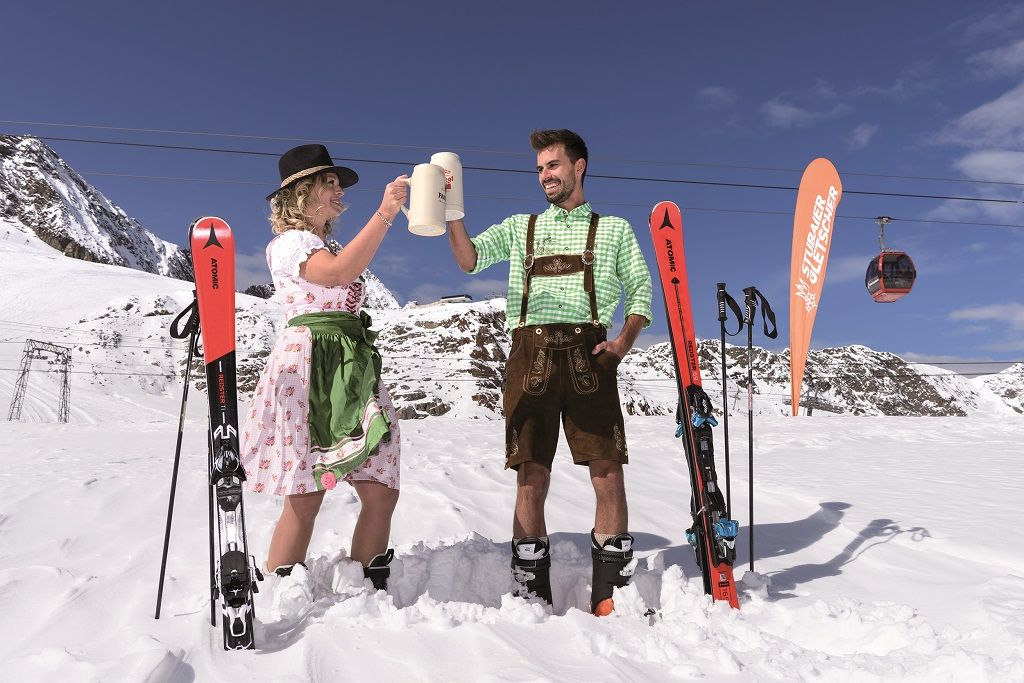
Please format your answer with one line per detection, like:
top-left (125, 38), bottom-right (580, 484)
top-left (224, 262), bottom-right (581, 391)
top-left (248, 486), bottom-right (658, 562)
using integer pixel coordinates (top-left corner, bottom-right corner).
top-left (278, 165), bottom-right (334, 190)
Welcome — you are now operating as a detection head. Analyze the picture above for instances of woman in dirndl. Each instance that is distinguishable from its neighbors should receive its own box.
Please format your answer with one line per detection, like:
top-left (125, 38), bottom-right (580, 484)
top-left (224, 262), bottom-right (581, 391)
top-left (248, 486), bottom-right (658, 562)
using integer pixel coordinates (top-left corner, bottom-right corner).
top-left (241, 144), bottom-right (406, 590)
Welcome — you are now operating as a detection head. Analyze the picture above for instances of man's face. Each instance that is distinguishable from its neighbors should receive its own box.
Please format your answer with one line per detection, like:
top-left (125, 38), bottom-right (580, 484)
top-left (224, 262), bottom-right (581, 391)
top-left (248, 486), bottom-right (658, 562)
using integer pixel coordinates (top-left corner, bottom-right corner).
top-left (536, 144), bottom-right (582, 206)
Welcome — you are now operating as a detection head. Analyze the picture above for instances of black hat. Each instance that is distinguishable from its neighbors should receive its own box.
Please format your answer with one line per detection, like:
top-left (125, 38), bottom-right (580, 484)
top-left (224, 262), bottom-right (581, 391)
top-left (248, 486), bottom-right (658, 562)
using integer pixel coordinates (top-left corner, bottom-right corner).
top-left (266, 144), bottom-right (358, 201)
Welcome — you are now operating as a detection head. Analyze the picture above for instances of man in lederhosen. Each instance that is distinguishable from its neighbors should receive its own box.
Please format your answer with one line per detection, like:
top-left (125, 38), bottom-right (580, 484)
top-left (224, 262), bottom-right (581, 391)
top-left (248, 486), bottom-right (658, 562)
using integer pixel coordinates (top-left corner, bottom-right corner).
top-left (447, 129), bottom-right (653, 615)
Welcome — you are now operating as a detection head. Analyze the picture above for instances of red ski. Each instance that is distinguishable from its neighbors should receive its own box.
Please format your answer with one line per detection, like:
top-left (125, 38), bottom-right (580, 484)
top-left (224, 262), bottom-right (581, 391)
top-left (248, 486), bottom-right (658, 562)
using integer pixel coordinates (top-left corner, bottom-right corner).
top-left (189, 216), bottom-right (261, 649)
top-left (649, 201), bottom-right (740, 609)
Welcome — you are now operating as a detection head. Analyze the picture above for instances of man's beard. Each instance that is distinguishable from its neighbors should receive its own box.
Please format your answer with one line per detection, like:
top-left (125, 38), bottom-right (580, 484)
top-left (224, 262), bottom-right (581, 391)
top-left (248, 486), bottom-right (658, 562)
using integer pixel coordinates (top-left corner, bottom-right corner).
top-left (543, 176), bottom-right (575, 205)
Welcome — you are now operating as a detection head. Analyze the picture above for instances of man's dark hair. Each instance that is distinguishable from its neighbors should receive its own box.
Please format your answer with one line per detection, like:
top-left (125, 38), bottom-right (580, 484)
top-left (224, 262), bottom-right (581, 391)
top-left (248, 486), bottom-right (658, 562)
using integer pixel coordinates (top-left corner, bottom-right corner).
top-left (530, 129), bottom-right (588, 183)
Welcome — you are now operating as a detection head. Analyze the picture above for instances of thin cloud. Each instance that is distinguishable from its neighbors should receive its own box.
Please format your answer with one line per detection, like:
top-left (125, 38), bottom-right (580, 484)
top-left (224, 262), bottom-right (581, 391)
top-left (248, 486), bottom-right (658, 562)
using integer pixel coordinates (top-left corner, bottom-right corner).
top-left (371, 251), bottom-right (415, 274)
top-left (407, 283), bottom-right (448, 304)
top-left (848, 123), bottom-right (879, 151)
top-left (824, 254), bottom-right (873, 286)
top-left (760, 99), bottom-right (847, 129)
top-left (953, 4), bottom-right (1024, 43)
top-left (697, 86), bottom-right (738, 109)
top-left (968, 38), bottom-right (1024, 77)
top-left (923, 150), bottom-right (1024, 224)
top-left (980, 338), bottom-right (1024, 353)
top-left (949, 302), bottom-right (1024, 330)
top-left (954, 149), bottom-right (1024, 182)
top-left (235, 250), bottom-right (271, 290)
top-left (460, 278), bottom-right (508, 301)
top-left (939, 81), bottom-right (1024, 148)
top-left (634, 331), bottom-right (669, 350)
top-left (848, 62), bottom-right (934, 100)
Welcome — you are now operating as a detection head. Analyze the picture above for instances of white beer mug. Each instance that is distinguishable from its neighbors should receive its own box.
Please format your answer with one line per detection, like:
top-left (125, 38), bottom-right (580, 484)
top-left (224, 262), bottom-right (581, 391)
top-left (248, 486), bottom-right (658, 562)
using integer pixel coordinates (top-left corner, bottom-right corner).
top-left (401, 163), bottom-right (447, 237)
top-left (430, 151), bottom-right (464, 221)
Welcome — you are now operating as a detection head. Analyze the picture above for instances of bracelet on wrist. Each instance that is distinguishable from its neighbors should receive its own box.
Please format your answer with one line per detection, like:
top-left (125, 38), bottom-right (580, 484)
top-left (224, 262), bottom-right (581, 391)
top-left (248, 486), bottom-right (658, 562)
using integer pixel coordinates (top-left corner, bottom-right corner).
top-left (376, 210), bottom-right (393, 228)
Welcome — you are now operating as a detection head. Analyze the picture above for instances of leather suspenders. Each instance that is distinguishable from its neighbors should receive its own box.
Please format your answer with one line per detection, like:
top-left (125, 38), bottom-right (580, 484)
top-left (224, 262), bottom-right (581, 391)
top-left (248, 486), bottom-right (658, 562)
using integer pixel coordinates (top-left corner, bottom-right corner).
top-left (518, 212), bottom-right (601, 328)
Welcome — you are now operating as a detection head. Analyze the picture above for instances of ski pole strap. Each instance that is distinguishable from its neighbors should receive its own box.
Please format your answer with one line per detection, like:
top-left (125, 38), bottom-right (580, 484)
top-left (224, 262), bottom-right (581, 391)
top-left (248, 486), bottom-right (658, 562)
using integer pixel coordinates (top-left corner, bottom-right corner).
top-left (716, 283), bottom-right (744, 337)
top-left (170, 296), bottom-right (199, 340)
top-left (743, 286), bottom-right (778, 339)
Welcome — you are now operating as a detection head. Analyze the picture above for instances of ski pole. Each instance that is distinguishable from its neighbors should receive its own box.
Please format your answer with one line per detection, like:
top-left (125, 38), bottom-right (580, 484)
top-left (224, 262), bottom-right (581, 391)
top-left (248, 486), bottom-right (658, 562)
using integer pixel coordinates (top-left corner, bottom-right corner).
top-left (715, 283), bottom-right (743, 517)
top-left (155, 295), bottom-right (200, 619)
top-left (740, 286), bottom-right (778, 573)
top-left (742, 287), bottom-right (757, 572)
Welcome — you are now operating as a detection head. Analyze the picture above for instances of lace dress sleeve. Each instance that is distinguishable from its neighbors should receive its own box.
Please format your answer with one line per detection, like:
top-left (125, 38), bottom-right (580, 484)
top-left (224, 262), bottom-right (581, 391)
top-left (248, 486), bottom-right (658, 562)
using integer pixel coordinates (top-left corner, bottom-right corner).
top-left (268, 231), bottom-right (326, 278)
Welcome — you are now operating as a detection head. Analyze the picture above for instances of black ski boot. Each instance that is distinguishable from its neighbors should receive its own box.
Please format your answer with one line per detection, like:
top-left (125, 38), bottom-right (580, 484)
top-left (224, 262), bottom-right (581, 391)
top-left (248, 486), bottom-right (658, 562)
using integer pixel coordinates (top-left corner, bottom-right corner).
top-left (270, 561), bottom-right (307, 578)
top-left (511, 536), bottom-right (552, 604)
top-left (363, 549), bottom-right (395, 591)
top-left (591, 530), bottom-right (635, 616)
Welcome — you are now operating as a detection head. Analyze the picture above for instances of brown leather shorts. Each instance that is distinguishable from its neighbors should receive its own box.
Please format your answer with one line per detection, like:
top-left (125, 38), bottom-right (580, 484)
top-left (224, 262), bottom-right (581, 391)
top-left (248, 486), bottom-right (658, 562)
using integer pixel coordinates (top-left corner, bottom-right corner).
top-left (503, 323), bottom-right (627, 470)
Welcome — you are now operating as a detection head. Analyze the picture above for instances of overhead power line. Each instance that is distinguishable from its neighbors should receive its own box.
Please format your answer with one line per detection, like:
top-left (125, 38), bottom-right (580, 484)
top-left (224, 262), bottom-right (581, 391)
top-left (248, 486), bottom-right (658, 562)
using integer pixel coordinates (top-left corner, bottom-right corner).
top-left (63, 172), bottom-right (1024, 229)
top-left (12, 134), bottom-right (1024, 207)
top-left (4, 119), bottom-right (1024, 188)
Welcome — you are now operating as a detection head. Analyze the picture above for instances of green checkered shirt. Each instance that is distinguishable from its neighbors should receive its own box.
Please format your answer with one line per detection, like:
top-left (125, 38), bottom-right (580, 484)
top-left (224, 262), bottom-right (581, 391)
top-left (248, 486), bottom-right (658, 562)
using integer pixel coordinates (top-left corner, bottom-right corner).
top-left (470, 202), bottom-right (653, 330)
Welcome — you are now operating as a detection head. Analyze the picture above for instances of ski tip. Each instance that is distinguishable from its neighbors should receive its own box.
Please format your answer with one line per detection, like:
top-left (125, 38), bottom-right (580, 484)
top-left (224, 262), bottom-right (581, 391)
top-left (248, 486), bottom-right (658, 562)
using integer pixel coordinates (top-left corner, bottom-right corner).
top-left (189, 216), bottom-right (229, 239)
top-left (650, 200), bottom-right (680, 219)
top-left (649, 201), bottom-right (682, 232)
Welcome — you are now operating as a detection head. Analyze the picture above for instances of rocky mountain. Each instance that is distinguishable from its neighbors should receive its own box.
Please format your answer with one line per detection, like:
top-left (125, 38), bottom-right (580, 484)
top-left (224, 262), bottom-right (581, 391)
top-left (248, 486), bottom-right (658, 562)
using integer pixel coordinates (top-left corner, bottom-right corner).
top-left (366, 300), bottom-right (1017, 419)
top-left (0, 135), bottom-right (192, 280)
top-left (43, 275), bottom-right (1021, 422)
top-left (618, 340), bottom-right (1004, 417)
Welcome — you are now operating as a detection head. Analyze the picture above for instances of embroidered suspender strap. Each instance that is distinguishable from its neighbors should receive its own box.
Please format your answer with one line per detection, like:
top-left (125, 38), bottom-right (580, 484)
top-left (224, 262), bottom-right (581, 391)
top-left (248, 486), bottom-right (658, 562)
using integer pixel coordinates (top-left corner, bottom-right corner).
top-left (518, 214), bottom-right (539, 328)
top-left (583, 212), bottom-right (600, 326)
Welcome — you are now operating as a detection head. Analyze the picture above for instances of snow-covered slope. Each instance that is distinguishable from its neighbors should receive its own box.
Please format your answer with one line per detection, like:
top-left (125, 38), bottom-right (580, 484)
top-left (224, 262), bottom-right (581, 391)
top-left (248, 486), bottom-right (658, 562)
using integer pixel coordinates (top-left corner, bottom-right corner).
top-left (0, 392), bottom-right (1021, 680)
top-left (981, 363), bottom-right (1024, 414)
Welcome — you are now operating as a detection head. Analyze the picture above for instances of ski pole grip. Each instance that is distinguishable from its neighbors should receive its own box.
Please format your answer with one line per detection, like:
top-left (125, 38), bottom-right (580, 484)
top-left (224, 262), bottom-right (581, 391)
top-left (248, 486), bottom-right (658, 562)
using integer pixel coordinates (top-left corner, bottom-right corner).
top-left (716, 283), bottom-right (727, 322)
top-left (743, 286), bottom-right (757, 324)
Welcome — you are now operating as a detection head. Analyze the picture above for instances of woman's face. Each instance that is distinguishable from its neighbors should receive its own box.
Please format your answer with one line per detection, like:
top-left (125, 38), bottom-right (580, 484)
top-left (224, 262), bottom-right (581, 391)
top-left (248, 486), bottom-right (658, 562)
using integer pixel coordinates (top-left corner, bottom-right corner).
top-left (306, 173), bottom-right (344, 226)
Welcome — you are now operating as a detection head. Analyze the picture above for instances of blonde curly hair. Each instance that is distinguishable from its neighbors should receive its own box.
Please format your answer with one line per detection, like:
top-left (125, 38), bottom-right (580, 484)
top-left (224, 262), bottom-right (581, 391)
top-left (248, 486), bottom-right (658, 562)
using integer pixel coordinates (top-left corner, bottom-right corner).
top-left (268, 173), bottom-right (347, 235)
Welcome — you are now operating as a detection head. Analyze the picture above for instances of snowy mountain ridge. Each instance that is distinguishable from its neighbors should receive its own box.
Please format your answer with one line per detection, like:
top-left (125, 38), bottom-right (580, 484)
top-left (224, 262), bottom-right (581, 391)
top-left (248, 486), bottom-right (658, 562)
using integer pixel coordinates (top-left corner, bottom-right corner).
top-left (0, 135), bottom-right (193, 280)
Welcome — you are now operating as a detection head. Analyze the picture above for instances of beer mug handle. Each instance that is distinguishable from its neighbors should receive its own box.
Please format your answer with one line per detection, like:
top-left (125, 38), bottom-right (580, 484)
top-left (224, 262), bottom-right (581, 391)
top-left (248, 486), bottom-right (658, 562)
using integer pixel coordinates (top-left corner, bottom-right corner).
top-left (399, 177), bottom-right (412, 218)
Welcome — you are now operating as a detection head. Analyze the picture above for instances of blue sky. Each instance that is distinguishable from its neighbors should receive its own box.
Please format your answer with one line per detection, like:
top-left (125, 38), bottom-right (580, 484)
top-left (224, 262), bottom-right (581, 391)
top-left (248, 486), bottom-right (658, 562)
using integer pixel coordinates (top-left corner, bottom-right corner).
top-left (3, 1), bottom-right (1023, 367)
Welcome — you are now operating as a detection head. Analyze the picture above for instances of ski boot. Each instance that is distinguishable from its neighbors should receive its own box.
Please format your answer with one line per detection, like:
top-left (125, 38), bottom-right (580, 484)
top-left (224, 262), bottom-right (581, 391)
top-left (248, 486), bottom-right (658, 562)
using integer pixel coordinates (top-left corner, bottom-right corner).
top-left (511, 536), bottom-right (552, 604)
top-left (363, 549), bottom-right (395, 591)
top-left (269, 561), bottom-right (307, 578)
top-left (591, 530), bottom-right (635, 616)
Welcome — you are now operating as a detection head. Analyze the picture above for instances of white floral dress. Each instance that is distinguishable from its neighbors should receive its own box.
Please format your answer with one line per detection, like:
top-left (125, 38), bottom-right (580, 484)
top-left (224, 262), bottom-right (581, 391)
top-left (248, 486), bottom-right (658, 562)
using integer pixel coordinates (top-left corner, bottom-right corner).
top-left (241, 230), bottom-right (401, 496)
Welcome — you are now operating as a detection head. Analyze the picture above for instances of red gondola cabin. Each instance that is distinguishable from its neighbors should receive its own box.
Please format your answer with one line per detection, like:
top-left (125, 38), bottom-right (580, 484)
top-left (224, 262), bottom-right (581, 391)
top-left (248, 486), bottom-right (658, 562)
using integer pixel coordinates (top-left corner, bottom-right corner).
top-left (865, 251), bottom-right (916, 303)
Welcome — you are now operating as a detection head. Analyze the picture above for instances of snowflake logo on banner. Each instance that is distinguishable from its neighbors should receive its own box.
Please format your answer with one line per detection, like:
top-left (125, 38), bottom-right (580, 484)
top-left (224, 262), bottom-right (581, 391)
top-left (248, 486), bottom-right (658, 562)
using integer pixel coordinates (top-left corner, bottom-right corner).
top-left (794, 279), bottom-right (817, 312)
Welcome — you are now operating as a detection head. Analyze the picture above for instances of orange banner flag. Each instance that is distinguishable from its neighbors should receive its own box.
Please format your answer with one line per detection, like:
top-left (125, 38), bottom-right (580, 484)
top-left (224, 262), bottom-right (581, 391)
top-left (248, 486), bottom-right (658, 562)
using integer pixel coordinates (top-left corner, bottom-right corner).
top-left (789, 158), bottom-right (843, 416)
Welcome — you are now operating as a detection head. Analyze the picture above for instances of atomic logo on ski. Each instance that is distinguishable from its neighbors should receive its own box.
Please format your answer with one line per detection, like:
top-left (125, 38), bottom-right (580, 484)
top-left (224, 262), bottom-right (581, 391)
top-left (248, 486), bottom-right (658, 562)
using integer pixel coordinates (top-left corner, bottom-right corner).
top-left (203, 223), bottom-right (224, 249)
top-left (658, 209), bottom-right (674, 230)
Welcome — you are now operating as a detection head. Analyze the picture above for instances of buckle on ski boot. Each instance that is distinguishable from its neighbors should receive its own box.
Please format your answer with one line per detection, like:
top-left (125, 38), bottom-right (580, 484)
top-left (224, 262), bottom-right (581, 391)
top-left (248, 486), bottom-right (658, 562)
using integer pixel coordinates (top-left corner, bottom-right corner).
top-left (363, 549), bottom-right (395, 591)
top-left (591, 530), bottom-right (635, 616)
top-left (511, 537), bottom-right (552, 604)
